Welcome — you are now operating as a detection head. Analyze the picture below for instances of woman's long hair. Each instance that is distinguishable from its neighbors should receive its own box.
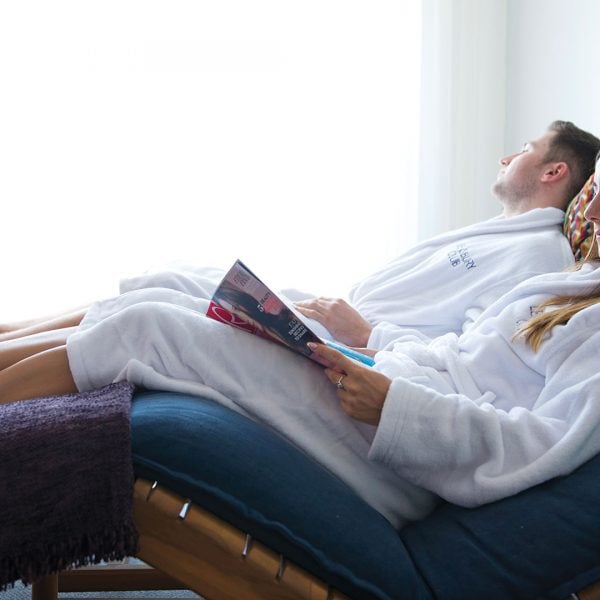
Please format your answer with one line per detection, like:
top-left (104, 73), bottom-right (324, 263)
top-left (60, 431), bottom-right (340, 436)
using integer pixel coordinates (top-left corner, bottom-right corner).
top-left (518, 246), bottom-right (600, 351)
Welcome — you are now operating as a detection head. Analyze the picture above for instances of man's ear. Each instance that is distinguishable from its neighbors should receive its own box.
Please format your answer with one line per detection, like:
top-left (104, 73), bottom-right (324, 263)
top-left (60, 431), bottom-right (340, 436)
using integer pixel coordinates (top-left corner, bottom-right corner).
top-left (541, 161), bottom-right (569, 182)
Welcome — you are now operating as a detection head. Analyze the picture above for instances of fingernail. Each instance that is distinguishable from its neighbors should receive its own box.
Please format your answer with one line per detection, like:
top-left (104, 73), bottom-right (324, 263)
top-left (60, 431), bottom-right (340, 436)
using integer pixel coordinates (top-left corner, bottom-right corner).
top-left (307, 342), bottom-right (317, 350)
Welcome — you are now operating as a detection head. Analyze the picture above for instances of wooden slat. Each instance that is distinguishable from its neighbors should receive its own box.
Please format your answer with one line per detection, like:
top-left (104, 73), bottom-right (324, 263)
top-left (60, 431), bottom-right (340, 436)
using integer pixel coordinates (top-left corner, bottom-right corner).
top-left (134, 478), bottom-right (347, 600)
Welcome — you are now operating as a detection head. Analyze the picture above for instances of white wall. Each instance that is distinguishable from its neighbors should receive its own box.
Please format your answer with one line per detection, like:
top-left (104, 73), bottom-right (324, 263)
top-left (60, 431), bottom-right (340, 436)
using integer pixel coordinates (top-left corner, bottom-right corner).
top-left (418, 0), bottom-right (507, 239)
top-left (505, 0), bottom-right (600, 151)
top-left (0, 2), bottom-right (422, 320)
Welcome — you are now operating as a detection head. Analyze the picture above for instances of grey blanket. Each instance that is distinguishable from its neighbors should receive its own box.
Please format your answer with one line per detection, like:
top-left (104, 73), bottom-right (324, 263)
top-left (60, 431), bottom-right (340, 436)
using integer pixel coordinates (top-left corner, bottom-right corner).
top-left (0, 382), bottom-right (138, 588)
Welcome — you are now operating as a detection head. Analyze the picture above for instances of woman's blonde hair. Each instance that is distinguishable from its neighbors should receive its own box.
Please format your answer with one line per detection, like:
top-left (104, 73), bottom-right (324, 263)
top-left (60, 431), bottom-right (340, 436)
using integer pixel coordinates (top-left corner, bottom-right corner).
top-left (518, 248), bottom-right (600, 351)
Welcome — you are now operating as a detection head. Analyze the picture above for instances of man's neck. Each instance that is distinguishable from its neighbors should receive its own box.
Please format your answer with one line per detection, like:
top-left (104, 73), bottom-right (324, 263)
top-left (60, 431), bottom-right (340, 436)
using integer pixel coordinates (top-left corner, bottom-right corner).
top-left (500, 195), bottom-right (564, 218)
top-left (500, 198), bottom-right (535, 218)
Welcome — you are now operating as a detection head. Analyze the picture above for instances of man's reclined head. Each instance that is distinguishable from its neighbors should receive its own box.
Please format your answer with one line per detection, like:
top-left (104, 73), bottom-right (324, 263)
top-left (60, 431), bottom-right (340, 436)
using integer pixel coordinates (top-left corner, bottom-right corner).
top-left (492, 120), bottom-right (600, 217)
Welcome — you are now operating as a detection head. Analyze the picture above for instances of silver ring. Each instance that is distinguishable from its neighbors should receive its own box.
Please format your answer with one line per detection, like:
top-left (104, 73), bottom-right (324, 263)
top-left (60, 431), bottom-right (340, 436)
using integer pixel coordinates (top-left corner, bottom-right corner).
top-left (336, 375), bottom-right (345, 390)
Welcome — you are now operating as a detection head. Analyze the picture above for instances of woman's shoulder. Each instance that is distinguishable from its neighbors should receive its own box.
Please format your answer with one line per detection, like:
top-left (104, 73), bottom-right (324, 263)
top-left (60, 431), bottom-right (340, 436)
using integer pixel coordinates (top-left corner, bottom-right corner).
top-left (510, 262), bottom-right (600, 295)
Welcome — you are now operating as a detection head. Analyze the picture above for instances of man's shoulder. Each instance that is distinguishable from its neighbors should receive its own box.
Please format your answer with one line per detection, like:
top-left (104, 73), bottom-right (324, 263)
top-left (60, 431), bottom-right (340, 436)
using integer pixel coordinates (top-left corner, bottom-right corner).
top-left (456, 207), bottom-right (565, 238)
top-left (502, 229), bottom-right (574, 271)
top-left (488, 224), bottom-right (572, 255)
top-left (491, 207), bottom-right (565, 227)
top-left (457, 218), bottom-right (566, 247)
top-left (455, 222), bottom-right (574, 273)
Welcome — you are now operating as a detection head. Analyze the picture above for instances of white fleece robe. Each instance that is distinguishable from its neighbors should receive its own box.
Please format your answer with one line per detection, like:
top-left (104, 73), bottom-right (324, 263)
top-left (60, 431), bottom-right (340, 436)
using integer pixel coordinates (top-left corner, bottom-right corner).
top-left (120, 207), bottom-right (574, 342)
top-left (370, 263), bottom-right (600, 507)
top-left (67, 263), bottom-right (600, 529)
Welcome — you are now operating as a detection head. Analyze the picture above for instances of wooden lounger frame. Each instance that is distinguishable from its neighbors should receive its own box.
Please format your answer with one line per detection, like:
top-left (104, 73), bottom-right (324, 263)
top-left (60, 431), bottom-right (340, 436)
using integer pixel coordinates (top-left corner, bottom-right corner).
top-left (31, 478), bottom-right (348, 600)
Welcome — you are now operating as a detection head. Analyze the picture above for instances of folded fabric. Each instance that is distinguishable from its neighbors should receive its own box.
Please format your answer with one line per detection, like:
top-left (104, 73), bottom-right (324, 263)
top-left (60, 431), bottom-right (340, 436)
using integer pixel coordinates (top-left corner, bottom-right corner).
top-left (564, 173), bottom-right (595, 260)
top-left (0, 382), bottom-right (138, 589)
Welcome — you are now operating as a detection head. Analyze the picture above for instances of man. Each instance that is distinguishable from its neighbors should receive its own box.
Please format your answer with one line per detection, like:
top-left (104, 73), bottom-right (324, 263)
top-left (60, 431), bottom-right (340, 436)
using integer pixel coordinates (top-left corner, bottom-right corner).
top-left (289, 120), bottom-right (600, 347)
top-left (1, 121), bottom-right (599, 349)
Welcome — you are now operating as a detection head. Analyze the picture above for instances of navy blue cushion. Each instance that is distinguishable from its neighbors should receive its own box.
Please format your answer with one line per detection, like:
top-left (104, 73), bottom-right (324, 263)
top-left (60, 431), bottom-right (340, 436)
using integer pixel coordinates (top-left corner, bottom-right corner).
top-left (401, 458), bottom-right (600, 600)
top-left (131, 391), bottom-right (600, 600)
top-left (131, 391), bottom-right (429, 600)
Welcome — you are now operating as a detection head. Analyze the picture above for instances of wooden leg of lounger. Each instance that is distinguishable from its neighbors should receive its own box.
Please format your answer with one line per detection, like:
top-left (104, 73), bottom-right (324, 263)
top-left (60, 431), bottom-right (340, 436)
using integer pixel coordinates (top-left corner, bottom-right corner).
top-left (31, 573), bottom-right (58, 600)
top-left (57, 563), bottom-right (186, 592)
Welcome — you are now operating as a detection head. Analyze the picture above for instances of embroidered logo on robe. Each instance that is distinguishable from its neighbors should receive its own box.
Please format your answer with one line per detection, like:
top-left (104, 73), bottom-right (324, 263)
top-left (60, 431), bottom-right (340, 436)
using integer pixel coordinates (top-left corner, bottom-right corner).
top-left (447, 244), bottom-right (477, 270)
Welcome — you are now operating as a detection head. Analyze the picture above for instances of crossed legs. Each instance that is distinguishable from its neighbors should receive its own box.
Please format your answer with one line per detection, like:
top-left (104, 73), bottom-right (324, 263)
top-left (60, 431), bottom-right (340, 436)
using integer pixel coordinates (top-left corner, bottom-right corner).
top-left (0, 328), bottom-right (78, 404)
top-left (0, 306), bottom-right (89, 342)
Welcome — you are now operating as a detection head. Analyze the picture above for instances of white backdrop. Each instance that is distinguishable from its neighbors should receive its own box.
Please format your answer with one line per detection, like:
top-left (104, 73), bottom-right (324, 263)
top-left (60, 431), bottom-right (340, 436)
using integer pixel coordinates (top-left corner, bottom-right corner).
top-left (505, 0), bottom-right (600, 153)
top-left (418, 0), bottom-right (507, 239)
top-left (0, 1), bottom-right (422, 321)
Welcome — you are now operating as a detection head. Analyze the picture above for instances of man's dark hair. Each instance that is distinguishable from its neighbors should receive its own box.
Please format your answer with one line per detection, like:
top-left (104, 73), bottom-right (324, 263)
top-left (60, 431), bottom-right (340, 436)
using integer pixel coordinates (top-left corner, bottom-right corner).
top-left (545, 120), bottom-right (600, 203)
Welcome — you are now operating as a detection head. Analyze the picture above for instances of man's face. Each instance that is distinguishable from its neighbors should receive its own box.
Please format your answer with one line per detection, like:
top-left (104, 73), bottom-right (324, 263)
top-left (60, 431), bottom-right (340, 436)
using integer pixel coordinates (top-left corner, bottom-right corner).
top-left (491, 131), bottom-right (556, 207)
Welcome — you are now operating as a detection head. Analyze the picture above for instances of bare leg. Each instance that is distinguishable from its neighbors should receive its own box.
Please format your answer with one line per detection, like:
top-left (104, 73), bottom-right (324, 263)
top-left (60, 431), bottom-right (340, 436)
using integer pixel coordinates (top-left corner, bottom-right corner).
top-left (0, 307), bottom-right (88, 342)
top-left (0, 327), bottom-right (76, 371)
top-left (0, 346), bottom-right (77, 404)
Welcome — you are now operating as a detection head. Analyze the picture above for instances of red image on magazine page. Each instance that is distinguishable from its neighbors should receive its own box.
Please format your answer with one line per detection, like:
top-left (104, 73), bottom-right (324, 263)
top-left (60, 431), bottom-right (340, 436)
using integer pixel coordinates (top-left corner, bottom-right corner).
top-left (206, 259), bottom-right (329, 365)
top-left (206, 303), bottom-right (256, 334)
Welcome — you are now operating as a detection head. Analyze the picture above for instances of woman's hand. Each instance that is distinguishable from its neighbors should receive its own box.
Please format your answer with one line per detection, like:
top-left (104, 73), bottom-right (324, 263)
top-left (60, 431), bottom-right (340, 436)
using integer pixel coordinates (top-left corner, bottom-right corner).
top-left (308, 342), bottom-right (391, 426)
top-left (295, 298), bottom-right (373, 347)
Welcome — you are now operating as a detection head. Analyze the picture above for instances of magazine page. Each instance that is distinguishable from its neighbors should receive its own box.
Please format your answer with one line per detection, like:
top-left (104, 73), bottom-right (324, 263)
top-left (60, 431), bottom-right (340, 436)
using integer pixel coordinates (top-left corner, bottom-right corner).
top-left (206, 259), bottom-right (326, 364)
top-left (206, 259), bottom-right (375, 368)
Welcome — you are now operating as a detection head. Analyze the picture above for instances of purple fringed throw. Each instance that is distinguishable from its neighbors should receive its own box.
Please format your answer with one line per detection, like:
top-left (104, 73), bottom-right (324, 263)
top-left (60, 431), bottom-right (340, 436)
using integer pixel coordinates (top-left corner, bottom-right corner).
top-left (0, 382), bottom-right (138, 589)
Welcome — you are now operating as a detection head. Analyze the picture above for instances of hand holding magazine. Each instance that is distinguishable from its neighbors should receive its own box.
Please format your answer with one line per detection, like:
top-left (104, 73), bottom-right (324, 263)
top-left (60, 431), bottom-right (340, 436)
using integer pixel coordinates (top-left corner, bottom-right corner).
top-left (206, 260), bottom-right (375, 368)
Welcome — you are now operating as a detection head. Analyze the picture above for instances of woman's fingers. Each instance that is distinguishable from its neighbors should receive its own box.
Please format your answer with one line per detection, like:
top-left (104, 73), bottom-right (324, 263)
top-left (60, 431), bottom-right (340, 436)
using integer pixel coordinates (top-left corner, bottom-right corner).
top-left (308, 342), bottom-right (390, 426)
top-left (307, 342), bottom-right (354, 373)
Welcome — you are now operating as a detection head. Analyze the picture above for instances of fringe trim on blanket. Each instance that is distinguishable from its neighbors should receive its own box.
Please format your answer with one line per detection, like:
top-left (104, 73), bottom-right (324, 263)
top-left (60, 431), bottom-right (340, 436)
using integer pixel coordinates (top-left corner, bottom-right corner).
top-left (0, 524), bottom-right (139, 589)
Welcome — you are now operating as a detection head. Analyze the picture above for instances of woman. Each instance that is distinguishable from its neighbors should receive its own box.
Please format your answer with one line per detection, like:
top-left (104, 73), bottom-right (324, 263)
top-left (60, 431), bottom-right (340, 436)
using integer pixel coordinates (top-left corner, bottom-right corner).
top-left (1, 166), bottom-right (600, 530)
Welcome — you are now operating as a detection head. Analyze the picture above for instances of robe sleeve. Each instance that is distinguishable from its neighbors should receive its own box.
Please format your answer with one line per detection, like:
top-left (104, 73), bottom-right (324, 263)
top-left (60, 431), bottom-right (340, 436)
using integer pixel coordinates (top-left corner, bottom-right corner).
top-left (367, 322), bottom-right (433, 349)
top-left (368, 323), bottom-right (600, 507)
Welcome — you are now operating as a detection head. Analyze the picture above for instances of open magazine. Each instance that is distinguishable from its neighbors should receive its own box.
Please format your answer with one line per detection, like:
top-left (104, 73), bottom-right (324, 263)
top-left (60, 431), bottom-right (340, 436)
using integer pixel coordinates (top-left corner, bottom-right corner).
top-left (206, 259), bottom-right (375, 368)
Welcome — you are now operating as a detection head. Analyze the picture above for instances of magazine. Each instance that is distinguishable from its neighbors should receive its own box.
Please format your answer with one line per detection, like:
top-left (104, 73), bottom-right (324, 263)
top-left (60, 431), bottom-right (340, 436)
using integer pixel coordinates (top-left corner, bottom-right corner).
top-left (206, 259), bottom-right (375, 368)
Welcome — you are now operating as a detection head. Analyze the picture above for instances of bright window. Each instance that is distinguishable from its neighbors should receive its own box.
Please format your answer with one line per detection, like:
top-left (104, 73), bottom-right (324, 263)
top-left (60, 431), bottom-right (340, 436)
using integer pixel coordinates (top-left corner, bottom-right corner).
top-left (0, 1), bottom-right (422, 320)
